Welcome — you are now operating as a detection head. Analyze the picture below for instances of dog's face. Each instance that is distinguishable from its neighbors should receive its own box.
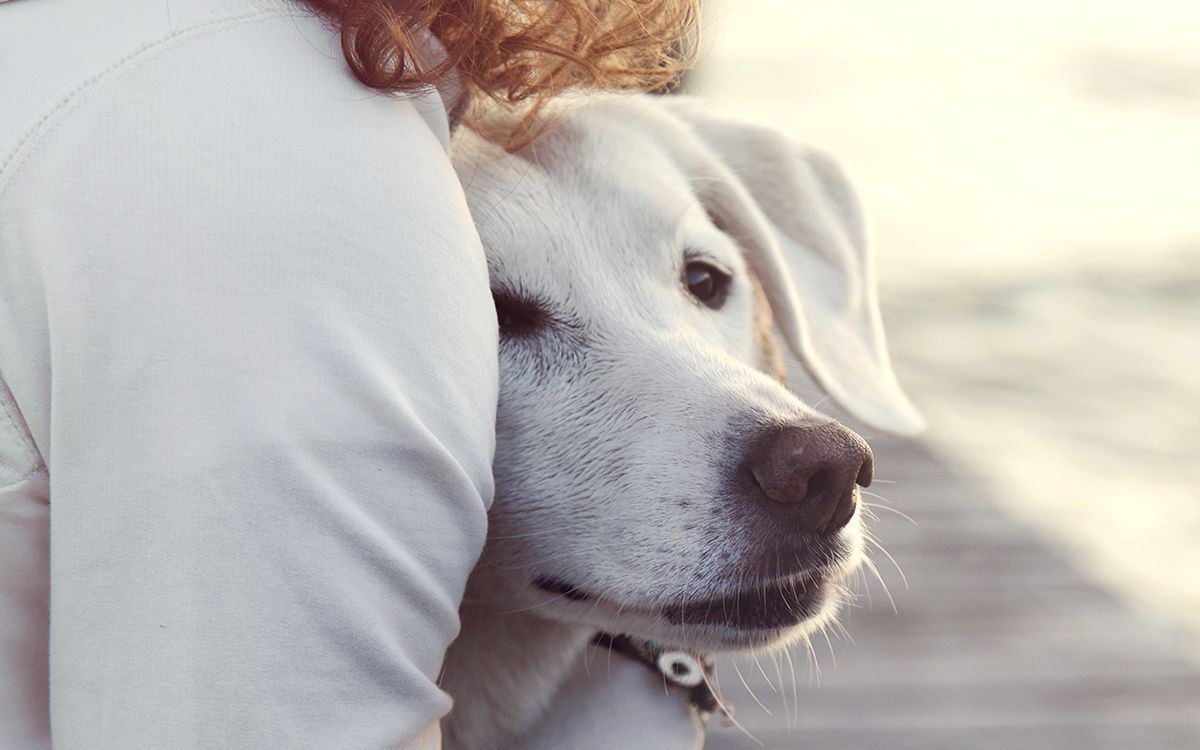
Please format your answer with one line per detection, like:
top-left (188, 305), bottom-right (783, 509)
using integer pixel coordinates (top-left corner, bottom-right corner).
top-left (453, 97), bottom-right (922, 652)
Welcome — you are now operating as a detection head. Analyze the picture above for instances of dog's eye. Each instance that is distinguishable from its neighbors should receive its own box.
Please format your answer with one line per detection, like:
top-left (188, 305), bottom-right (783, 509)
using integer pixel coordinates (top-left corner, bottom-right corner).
top-left (683, 260), bottom-right (732, 309)
top-left (493, 291), bottom-right (546, 337)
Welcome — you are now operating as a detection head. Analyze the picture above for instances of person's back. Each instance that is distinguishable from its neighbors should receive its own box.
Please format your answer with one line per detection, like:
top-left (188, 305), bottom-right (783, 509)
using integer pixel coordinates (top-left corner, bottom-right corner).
top-left (1, 2), bottom-right (497, 746)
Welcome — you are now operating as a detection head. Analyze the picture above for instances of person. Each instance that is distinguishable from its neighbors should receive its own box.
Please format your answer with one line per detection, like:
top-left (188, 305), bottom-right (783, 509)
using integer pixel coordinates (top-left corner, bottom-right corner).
top-left (0, 1), bottom-right (697, 747)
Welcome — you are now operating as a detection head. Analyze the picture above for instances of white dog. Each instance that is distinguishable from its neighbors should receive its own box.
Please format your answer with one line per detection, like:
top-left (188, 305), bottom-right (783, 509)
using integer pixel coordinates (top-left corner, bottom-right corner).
top-left (439, 95), bottom-right (923, 749)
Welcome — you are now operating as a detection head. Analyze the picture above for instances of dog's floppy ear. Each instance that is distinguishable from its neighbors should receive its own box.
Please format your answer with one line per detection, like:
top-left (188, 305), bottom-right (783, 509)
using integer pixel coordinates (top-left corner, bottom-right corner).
top-left (658, 97), bottom-right (924, 435)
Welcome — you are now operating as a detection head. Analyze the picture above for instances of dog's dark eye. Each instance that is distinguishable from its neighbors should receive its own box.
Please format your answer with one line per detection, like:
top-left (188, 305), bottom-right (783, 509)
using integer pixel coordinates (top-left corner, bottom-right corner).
top-left (494, 291), bottom-right (546, 337)
top-left (683, 260), bottom-right (732, 309)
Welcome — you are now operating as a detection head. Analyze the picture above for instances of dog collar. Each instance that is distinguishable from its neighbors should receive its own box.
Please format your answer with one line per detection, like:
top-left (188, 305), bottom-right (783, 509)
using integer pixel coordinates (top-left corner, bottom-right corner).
top-left (591, 632), bottom-right (727, 721)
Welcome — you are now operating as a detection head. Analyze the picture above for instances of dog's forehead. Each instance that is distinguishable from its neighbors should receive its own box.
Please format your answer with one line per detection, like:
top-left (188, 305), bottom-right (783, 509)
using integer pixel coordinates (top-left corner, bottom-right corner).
top-left (457, 110), bottom-right (719, 288)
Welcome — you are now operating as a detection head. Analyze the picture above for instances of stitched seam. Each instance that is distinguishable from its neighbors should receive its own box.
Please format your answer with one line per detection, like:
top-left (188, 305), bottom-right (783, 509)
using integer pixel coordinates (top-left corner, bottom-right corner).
top-left (0, 375), bottom-right (43, 486)
top-left (0, 464), bottom-right (48, 493)
top-left (0, 1), bottom-right (299, 201)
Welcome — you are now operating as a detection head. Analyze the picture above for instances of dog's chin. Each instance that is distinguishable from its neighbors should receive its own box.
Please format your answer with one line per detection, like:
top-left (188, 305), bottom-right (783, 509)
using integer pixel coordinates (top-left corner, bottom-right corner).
top-left (507, 516), bottom-right (864, 653)
top-left (650, 577), bottom-right (846, 652)
top-left (529, 567), bottom-right (850, 653)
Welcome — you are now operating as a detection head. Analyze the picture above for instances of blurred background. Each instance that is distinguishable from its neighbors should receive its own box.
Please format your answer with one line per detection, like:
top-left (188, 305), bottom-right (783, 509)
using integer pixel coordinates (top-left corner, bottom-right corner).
top-left (685, 1), bottom-right (1200, 747)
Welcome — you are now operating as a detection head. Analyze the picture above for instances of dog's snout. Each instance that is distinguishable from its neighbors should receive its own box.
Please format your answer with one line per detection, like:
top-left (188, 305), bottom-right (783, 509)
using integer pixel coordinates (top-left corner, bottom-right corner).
top-left (745, 423), bottom-right (874, 534)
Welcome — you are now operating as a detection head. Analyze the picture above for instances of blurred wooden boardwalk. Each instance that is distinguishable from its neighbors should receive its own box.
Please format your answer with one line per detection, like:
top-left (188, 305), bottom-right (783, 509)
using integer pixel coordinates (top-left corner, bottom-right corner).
top-left (706, 437), bottom-right (1200, 750)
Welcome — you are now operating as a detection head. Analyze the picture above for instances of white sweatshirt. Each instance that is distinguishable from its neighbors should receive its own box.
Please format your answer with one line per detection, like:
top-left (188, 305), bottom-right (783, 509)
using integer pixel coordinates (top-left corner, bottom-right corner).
top-left (0, 1), bottom-right (498, 747)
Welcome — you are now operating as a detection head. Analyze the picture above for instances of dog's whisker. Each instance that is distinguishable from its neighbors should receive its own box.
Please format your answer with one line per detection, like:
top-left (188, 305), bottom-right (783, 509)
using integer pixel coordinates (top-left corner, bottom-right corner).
top-left (820, 619), bottom-right (839, 670)
top-left (750, 649), bottom-right (779, 694)
top-left (783, 639), bottom-right (801, 724)
top-left (732, 658), bottom-right (773, 716)
top-left (769, 649), bottom-right (790, 729)
top-left (602, 599), bottom-right (630, 680)
top-left (864, 534), bottom-right (909, 590)
top-left (833, 617), bottom-right (854, 643)
top-left (861, 554), bottom-right (899, 614)
top-left (853, 564), bottom-right (874, 611)
top-left (840, 575), bottom-right (865, 611)
top-left (802, 631), bottom-right (820, 687)
top-left (861, 501), bottom-right (918, 526)
top-left (701, 668), bottom-right (763, 746)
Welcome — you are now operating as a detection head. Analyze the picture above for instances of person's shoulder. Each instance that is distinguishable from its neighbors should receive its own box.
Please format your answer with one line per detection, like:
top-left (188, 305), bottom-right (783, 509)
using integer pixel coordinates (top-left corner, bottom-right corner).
top-left (0, 0), bottom-right (453, 192)
top-left (1, 1), bottom-right (286, 159)
top-left (1, 0), bottom-right (477, 325)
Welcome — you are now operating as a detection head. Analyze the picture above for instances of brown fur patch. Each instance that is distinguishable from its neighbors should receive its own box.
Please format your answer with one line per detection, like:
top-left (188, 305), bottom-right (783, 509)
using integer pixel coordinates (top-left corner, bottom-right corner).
top-left (748, 269), bottom-right (787, 384)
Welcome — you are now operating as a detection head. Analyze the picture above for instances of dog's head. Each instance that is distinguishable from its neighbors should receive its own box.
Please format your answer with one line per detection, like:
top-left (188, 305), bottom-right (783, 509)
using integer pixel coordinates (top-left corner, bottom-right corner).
top-left (452, 96), bottom-right (923, 652)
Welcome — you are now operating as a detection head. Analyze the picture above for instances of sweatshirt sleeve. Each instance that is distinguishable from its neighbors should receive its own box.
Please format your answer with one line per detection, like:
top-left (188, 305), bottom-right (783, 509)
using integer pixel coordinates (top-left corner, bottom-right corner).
top-left (0, 9), bottom-right (496, 749)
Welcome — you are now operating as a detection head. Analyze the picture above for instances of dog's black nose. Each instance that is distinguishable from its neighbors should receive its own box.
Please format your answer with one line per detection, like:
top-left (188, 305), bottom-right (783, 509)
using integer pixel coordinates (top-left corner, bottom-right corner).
top-left (745, 423), bottom-right (874, 534)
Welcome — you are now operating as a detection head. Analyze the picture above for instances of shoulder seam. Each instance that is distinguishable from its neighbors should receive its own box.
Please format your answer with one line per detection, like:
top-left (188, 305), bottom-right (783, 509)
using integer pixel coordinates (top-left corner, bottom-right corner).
top-left (0, 2), bottom-right (299, 198)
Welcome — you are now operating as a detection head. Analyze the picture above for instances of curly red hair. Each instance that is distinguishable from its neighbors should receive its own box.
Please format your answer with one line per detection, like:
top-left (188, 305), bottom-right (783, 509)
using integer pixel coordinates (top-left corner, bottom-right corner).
top-left (299, 0), bottom-right (699, 109)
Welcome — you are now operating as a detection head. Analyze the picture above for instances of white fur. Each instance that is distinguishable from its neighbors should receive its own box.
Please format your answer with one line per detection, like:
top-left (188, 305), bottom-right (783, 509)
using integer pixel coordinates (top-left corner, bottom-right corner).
top-left (439, 95), bottom-right (922, 749)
